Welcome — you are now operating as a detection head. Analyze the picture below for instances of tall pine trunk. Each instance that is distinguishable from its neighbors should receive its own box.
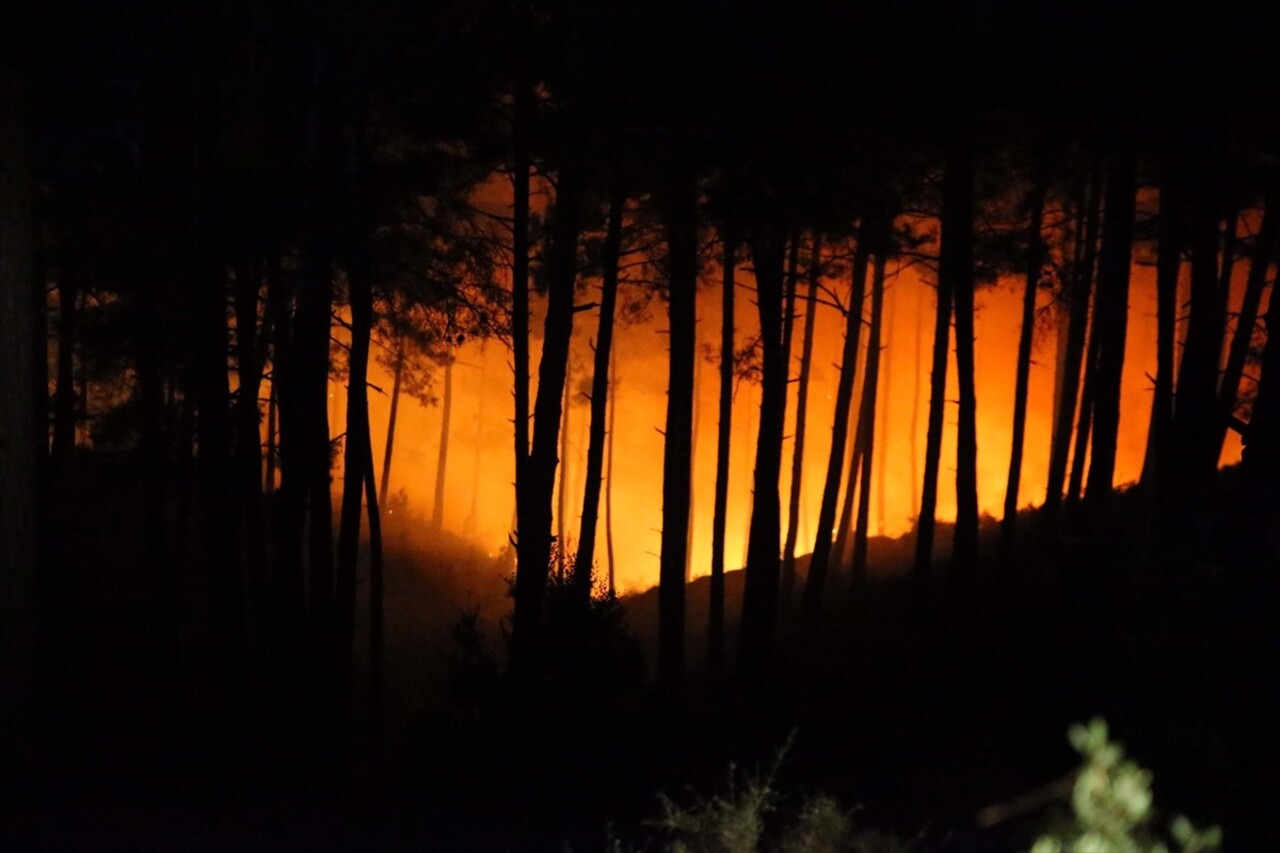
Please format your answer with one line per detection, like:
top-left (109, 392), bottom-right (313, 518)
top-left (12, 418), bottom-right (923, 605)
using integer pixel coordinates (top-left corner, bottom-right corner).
top-left (606, 356), bottom-right (618, 596)
top-left (739, 221), bottom-right (788, 682)
top-left (511, 163), bottom-right (583, 685)
top-left (510, 82), bottom-right (532, 569)
top-left (999, 175), bottom-right (1047, 560)
top-left (802, 240), bottom-right (870, 616)
top-left (379, 342), bottom-right (403, 499)
top-left (337, 245), bottom-right (373, 659)
top-left (948, 145), bottom-right (980, 578)
top-left (709, 236), bottom-right (735, 673)
top-left (658, 163), bottom-right (697, 690)
top-left (781, 236), bottom-right (821, 606)
top-left (1083, 140), bottom-right (1137, 512)
top-left (851, 250), bottom-right (887, 590)
top-left (575, 183), bottom-right (624, 599)
top-left (1045, 166), bottom-right (1102, 517)
top-left (1141, 169), bottom-right (1182, 491)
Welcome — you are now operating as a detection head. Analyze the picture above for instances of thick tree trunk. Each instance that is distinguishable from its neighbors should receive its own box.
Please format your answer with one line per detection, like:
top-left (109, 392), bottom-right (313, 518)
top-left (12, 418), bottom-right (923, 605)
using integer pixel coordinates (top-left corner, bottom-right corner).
top-left (510, 163), bottom-right (583, 686)
top-left (658, 163), bottom-right (697, 691)
top-left (781, 237), bottom-right (821, 606)
top-left (709, 236), bottom-right (735, 674)
top-left (851, 251), bottom-right (887, 590)
top-left (379, 342), bottom-right (403, 499)
top-left (802, 241), bottom-right (870, 616)
top-left (432, 345), bottom-right (453, 531)
top-left (739, 221), bottom-right (788, 683)
top-left (948, 145), bottom-right (980, 578)
top-left (1045, 166), bottom-right (1102, 517)
top-left (1083, 141), bottom-right (1137, 511)
top-left (1217, 195), bottom-right (1276, 455)
top-left (575, 184), bottom-right (624, 599)
top-left (999, 176), bottom-right (1047, 560)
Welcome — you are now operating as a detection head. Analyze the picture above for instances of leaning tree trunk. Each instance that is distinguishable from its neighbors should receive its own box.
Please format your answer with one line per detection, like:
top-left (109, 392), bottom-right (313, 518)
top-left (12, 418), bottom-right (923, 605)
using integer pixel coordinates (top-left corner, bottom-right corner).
top-left (1217, 193), bottom-right (1277, 455)
top-left (709, 235), bottom-right (735, 675)
top-left (379, 341), bottom-right (404, 499)
top-left (1083, 139), bottom-right (1137, 513)
top-left (1046, 165), bottom-right (1103, 517)
top-left (739, 220), bottom-right (789, 684)
top-left (658, 162), bottom-right (697, 691)
top-left (912, 186), bottom-right (959, 584)
top-left (802, 240), bottom-right (871, 617)
top-left (575, 183), bottom-right (624, 601)
top-left (948, 145), bottom-right (980, 579)
top-left (432, 343), bottom-right (454, 532)
top-left (851, 249), bottom-right (888, 591)
top-left (999, 175), bottom-right (1047, 562)
top-left (781, 236), bottom-right (822, 607)
top-left (510, 162), bottom-right (583, 686)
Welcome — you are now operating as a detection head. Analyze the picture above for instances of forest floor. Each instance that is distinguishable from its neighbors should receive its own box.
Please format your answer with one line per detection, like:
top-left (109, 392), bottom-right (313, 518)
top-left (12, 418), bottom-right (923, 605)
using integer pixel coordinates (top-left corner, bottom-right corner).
top-left (4, 462), bottom-right (1278, 850)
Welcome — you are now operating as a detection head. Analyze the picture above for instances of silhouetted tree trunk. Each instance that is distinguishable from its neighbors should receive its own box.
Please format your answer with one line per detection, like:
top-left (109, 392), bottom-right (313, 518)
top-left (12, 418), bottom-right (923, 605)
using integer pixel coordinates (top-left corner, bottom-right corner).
top-left (1140, 168), bottom-right (1182, 491)
top-left (557, 359), bottom-right (571, 578)
top-left (948, 144), bottom-right (979, 578)
top-left (877, 274), bottom-right (896, 536)
top-left (912, 183), bottom-right (959, 584)
top-left (511, 83), bottom-right (532, 560)
top-left (575, 183), bottom-right (624, 600)
top-left (0, 67), bottom-right (38, 743)
top-left (433, 344), bottom-right (453, 531)
top-left (1083, 139), bottom-right (1137, 512)
top-left (852, 250), bottom-right (887, 590)
top-left (337, 265), bottom-right (372, 657)
top-left (739, 220), bottom-right (788, 683)
top-left (1000, 174), bottom-right (1046, 561)
top-left (1045, 166), bottom-right (1101, 517)
top-left (709, 236), bottom-right (735, 674)
top-left (379, 341), bottom-right (403, 499)
top-left (1217, 194), bottom-right (1276, 455)
top-left (802, 240), bottom-right (870, 616)
top-left (362, 422), bottom-right (384, 738)
top-left (781, 236), bottom-right (821, 606)
top-left (511, 162), bottom-right (583, 685)
top-left (910, 279), bottom-right (923, 513)
top-left (659, 162), bottom-right (697, 691)
top-left (1067, 307), bottom-right (1101, 508)
top-left (1241, 277), bottom-right (1280, 550)
top-left (265, 345), bottom-right (279, 495)
top-left (233, 259), bottom-right (268, 623)
top-left (1167, 162), bottom-right (1227, 536)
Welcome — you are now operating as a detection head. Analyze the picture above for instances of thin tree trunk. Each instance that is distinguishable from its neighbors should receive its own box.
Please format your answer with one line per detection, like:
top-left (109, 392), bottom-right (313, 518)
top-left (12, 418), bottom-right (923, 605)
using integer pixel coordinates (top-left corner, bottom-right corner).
top-left (876, 268), bottom-right (896, 536)
top-left (362, 421), bottom-right (384, 742)
top-left (265, 378), bottom-right (277, 494)
top-left (687, 349), bottom-right (699, 581)
top-left (739, 220), bottom-right (788, 683)
top-left (511, 162), bottom-right (583, 685)
top-left (852, 250), bottom-right (888, 590)
top-left (781, 236), bottom-right (821, 606)
top-left (802, 240), bottom-right (870, 616)
top-left (1067, 304), bottom-right (1101, 508)
top-left (1141, 168), bottom-right (1181, 491)
top-left (556, 359), bottom-right (571, 576)
top-left (432, 344), bottom-right (453, 531)
top-left (511, 83), bottom-right (532, 559)
top-left (233, 258), bottom-right (269, 651)
top-left (575, 184), bottom-right (624, 597)
top-left (1217, 194), bottom-right (1276, 454)
top-left (1046, 165), bottom-right (1103, 517)
top-left (709, 235), bottom-right (734, 674)
top-left (379, 341), bottom-right (403, 500)
top-left (949, 144), bottom-right (980, 579)
top-left (910, 277), bottom-right (923, 514)
top-left (658, 162), bottom-right (697, 691)
top-left (1000, 175), bottom-right (1047, 561)
top-left (1083, 140), bottom-right (1137, 511)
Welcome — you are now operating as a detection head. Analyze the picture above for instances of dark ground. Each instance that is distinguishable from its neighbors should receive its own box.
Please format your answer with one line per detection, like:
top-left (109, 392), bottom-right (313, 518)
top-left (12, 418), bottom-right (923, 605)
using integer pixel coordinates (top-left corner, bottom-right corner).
top-left (4, 460), bottom-right (1278, 851)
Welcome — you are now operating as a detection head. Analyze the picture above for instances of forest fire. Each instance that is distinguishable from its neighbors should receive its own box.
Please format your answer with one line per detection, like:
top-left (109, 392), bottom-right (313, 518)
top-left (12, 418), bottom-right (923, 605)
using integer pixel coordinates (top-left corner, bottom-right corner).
top-left (3, 0), bottom-right (1279, 849)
